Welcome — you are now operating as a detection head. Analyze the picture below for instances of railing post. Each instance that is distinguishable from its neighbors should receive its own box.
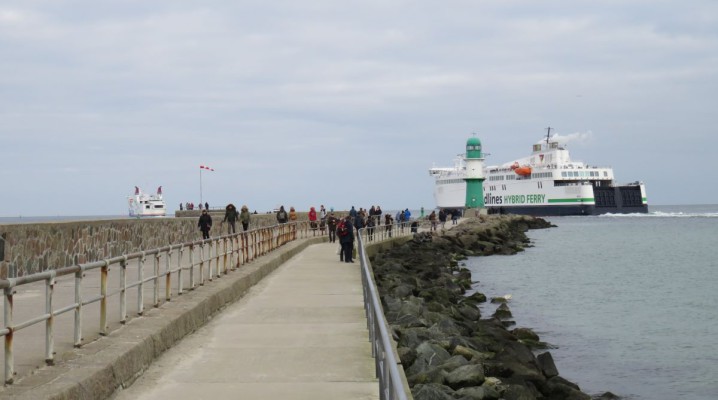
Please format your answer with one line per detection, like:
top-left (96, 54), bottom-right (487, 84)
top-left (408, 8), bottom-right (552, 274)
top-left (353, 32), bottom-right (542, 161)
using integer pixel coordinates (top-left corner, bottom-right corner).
top-left (165, 248), bottom-right (172, 302)
top-left (120, 256), bottom-right (127, 324)
top-left (223, 238), bottom-right (228, 274)
top-left (4, 286), bottom-right (14, 384)
top-left (153, 253), bottom-right (160, 307)
top-left (189, 244), bottom-right (196, 289)
top-left (74, 267), bottom-right (83, 347)
top-left (45, 272), bottom-right (56, 365)
top-left (199, 243), bottom-right (205, 286)
top-left (178, 245), bottom-right (185, 295)
top-left (138, 252), bottom-right (145, 316)
top-left (100, 261), bottom-right (109, 336)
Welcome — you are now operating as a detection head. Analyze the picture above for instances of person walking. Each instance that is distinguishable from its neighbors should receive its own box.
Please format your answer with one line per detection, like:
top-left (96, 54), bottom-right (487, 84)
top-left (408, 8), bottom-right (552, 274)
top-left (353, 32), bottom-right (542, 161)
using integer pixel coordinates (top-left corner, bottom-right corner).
top-left (239, 205), bottom-right (251, 231)
top-left (385, 213), bottom-right (393, 237)
top-left (276, 206), bottom-right (289, 224)
top-left (429, 210), bottom-right (437, 231)
top-left (439, 209), bottom-right (447, 229)
top-left (338, 216), bottom-right (355, 263)
top-left (223, 203), bottom-right (239, 234)
top-left (309, 206), bottom-right (318, 232)
top-left (327, 212), bottom-right (339, 243)
top-left (197, 209), bottom-right (212, 239)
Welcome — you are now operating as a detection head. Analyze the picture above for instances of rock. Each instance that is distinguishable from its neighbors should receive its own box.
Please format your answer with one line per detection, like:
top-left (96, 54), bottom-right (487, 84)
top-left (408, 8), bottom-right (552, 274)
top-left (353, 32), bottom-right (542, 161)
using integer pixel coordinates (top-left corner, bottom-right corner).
top-left (438, 355), bottom-right (470, 371)
top-left (503, 383), bottom-right (540, 400)
top-left (412, 383), bottom-right (456, 400)
top-left (493, 303), bottom-right (512, 319)
top-left (445, 364), bottom-right (486, 389)
top-left (536, 352), bottom-right (559, 378)
top-left (511, 327), bottom-right (539, 342)
top-left (408, 366), bottom-right (448, 386)
top-left (592, 392), bottom-right (621, 400)
top-left (455, 386), bottom-right (495, 400)
top-left (544, 376), bottom-right (591, 400)
top-left (406, 341), bottom-right (452, 376)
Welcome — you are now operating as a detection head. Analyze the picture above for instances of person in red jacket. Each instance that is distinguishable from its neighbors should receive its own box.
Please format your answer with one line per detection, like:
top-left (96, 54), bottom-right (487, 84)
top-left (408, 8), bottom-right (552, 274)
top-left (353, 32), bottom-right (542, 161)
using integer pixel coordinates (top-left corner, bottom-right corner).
top-left (308, 206), bottom-right (318, 231)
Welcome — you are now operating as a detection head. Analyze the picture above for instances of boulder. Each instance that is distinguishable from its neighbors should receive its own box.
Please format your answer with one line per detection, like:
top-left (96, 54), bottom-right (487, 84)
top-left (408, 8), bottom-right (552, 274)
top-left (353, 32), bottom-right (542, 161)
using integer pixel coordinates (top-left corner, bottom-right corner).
top-left (412, 383), bottom-right (456, 400)
top-left (536, 352), bottom-right (559, 378)
top-left (445, 364), bottom-right (486, 389)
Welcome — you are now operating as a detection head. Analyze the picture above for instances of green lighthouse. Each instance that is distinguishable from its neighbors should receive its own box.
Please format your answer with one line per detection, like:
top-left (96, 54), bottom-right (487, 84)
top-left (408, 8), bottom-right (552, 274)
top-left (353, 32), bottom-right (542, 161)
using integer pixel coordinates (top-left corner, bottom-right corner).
top-left (464, 135), bottom-right (485, 210)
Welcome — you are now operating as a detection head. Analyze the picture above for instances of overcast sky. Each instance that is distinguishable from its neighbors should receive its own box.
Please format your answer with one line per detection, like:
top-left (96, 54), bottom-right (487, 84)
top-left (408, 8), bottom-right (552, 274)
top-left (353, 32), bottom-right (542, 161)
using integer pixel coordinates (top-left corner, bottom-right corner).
top-left (1, 1), bottom-right (716, 217)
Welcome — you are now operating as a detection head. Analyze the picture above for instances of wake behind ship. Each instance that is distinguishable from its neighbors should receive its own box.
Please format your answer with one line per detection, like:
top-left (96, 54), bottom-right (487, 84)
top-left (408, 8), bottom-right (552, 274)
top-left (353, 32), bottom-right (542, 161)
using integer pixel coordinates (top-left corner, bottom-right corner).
top-left (429, 131), bottom-right (648, 216)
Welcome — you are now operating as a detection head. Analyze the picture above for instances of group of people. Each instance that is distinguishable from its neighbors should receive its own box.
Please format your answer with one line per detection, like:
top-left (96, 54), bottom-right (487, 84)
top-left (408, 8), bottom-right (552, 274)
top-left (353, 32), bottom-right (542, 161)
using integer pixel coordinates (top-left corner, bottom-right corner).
top-left (196, 203), bottom-right (252, 239)
top-left (181, 202), bottom-right (209, 211)
top-left (427, 208), bottom-right (461, 231)
top-left (197, 204), bottom-right (460, 258)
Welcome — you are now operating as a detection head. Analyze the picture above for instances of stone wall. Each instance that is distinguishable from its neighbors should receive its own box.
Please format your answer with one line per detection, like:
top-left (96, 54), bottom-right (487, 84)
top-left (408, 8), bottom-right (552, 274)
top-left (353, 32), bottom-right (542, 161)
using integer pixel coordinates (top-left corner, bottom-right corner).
top-left (0, 213), bottom-right (284, 279)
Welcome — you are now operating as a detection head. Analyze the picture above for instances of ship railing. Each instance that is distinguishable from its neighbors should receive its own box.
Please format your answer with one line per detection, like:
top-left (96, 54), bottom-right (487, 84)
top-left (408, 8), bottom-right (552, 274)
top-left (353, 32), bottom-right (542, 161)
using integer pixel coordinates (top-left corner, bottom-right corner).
top-left (0, 221), bottom-right (320, 385)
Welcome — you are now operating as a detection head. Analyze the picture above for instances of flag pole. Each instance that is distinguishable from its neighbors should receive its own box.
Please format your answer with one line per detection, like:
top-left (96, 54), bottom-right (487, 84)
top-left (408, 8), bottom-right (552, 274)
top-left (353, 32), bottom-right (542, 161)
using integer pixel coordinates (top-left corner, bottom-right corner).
top-left (199, 167), bottom-right (203, 206)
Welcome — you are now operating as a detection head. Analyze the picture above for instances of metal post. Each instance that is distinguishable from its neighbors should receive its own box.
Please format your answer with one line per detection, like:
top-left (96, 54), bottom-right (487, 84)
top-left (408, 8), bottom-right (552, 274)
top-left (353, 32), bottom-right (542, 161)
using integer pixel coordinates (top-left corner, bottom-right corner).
top-left (178, 245), bottom-right (184, 295)
top-left (138, 253), bottom-right (145, 316)
top-left (165, 249), bottom-right (172, 302)
top-left (100, 261), bottom-right (108, 336)
top-left (4, 287), bottom-right (14, 384)
top-left (120, 256), bottom-right (127, 324)
top-left (189, 245), bottom-right (195, 289)
top-left (45, 273), bottom-right (55, 365)
top-left (74, 268), bottom-right (83, 347)
top-left (153, 254), bottom-right (160, 307)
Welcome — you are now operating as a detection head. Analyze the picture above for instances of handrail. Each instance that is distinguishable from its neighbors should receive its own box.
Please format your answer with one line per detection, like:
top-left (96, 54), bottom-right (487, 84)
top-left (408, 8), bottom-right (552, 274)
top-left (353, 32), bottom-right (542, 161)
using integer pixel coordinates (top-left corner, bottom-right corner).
top-left (0, 221), bottom-right (322, 384)
top-left (356, 219), bottom-right (433, 400)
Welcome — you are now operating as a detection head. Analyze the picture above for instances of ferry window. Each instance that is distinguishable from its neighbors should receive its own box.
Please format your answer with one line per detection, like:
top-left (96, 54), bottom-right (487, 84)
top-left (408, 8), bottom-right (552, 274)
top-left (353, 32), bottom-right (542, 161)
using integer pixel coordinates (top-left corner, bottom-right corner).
top-left (533, 144), bottom-right (541, 152)
top-left (603, 171), bottom-right (608, 177)
top-left (561, 172), bottom-right (567, 177)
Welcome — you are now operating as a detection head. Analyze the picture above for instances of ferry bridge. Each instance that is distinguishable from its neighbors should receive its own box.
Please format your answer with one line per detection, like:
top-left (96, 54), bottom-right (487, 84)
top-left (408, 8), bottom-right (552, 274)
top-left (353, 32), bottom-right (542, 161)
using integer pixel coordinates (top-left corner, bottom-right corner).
top-left (0, 219), bottom-right (427, 400)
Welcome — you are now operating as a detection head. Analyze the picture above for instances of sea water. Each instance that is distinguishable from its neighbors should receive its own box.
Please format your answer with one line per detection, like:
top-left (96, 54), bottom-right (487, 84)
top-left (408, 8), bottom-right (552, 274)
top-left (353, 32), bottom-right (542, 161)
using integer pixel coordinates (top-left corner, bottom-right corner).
top-left (467, 205), bottom-right (718, 400)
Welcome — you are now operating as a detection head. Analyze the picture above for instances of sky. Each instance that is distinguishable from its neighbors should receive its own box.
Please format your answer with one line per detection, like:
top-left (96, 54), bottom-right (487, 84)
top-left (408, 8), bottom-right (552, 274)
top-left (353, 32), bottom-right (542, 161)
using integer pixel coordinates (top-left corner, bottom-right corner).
top-left (1, 1), bottom-right (717, 217)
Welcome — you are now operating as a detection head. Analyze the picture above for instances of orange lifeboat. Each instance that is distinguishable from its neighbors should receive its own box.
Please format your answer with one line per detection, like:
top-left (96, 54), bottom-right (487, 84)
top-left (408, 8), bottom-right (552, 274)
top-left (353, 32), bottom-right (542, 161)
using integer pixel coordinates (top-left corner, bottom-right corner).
top-left (514, 166), bottom-right (532, 176)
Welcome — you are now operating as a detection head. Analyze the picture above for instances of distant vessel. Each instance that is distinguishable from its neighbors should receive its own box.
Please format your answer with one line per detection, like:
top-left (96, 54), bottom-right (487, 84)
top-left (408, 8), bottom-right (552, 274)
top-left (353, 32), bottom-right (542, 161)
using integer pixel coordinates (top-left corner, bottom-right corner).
top-left (430, 130), bottom-right (648, 216)
top-left (128, 186), bottom-right (166, 217)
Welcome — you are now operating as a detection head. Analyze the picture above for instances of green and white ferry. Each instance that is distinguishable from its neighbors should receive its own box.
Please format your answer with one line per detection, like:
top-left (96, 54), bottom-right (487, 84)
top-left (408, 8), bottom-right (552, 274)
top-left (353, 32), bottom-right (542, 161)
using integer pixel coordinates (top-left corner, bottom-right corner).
top-left (430, 130), bottom-right (648, 216)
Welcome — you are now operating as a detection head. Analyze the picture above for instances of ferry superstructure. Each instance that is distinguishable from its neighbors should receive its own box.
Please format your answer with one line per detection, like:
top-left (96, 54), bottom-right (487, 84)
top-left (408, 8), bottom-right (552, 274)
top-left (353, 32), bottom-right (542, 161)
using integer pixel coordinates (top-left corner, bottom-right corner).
top-left (128, 186), bottom-right (166, 217)
top-left (430, 132), bottom-right (648, 216)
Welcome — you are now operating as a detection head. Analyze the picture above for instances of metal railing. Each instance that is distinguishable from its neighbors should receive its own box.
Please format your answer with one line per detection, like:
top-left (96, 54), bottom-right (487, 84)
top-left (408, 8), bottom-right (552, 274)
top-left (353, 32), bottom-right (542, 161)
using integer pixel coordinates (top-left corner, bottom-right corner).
top-left (356, 220), bottom-right (434, 400)
top-left (0, 221), bottom-right (322, 384)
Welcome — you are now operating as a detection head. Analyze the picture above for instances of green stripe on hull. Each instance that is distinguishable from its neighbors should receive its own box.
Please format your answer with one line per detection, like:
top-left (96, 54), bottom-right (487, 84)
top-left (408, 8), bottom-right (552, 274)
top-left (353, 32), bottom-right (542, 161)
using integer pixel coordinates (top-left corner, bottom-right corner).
top-left (547, 198), bottom-right (595, 204)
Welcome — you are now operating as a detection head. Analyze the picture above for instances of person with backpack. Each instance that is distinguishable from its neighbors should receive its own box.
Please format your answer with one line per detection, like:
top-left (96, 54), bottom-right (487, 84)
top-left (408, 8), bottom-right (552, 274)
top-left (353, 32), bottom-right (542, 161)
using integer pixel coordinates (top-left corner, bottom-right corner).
top-left (276, 206), bottom-right (288, 224)
top-left (338, 215), bottom-right (354, 263)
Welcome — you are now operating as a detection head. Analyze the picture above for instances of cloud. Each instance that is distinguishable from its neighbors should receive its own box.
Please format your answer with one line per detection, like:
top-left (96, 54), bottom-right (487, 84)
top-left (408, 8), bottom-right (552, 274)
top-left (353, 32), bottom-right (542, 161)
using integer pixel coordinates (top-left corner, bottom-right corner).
top-left (1, 1), bottom-right (717, 215)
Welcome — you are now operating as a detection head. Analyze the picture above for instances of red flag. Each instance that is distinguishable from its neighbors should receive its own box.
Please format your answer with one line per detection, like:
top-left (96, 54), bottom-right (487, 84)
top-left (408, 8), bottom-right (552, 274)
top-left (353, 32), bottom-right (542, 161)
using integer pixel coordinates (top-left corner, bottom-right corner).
top-left (199, 165), bottom-right (215, 171)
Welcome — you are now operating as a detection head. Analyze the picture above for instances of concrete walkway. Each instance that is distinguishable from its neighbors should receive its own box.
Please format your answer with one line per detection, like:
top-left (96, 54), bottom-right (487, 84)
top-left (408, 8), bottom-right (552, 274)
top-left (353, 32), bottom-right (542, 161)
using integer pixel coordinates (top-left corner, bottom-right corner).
top-left (111, 242), bottom-right (379, 400)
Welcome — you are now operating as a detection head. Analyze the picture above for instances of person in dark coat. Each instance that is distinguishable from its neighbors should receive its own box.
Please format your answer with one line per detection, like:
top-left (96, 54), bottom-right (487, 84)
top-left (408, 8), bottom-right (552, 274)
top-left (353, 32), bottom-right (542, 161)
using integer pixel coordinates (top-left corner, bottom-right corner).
top-left (223, 203), bottom-right (239, 234)
top-left (198, 209), bottom-right (213, 239)
top-left (327, 212), bottom-right (339, 243)
top-left (339, 216), bottom-right (355, 263)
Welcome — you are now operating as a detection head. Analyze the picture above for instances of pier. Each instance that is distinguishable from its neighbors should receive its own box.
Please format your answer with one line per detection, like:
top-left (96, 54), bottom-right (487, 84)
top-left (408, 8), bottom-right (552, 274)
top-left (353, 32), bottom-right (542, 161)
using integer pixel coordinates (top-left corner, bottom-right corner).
top-left (0, 218), bottom-right (414, 399)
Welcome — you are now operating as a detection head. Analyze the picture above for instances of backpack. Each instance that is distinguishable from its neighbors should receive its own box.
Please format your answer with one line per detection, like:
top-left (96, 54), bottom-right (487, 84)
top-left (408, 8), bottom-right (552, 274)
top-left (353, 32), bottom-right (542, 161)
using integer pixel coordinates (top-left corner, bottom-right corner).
top-left (337, 221), bottom-right (349, 237)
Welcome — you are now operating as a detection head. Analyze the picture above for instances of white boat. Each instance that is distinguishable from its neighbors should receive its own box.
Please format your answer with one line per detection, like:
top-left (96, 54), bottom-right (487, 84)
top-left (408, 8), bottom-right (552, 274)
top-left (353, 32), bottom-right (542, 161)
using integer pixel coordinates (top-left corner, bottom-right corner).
top-left (430, 131), bottom-right (648, 216)
top-left (128, 186), bottom-right (166, 217)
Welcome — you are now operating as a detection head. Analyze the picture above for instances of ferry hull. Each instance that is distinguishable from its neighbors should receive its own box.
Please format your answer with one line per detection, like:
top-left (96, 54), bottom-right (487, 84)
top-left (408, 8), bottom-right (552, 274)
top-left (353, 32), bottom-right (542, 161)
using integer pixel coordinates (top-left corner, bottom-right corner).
top-left (487, 203), bottom-right (649, 216)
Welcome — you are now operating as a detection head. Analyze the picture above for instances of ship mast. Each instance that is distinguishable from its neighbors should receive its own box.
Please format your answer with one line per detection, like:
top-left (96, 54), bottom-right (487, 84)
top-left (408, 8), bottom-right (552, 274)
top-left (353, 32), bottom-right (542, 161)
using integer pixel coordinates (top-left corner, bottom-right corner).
top-left (545, 126), bottom-right (552, 145)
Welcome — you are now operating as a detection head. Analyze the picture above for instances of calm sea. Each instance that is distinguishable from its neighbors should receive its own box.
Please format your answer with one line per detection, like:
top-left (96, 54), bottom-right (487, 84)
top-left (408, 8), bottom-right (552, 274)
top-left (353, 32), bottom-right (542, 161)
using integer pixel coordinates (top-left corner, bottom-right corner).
top-left (467, 204), bottom-right (718, 400)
